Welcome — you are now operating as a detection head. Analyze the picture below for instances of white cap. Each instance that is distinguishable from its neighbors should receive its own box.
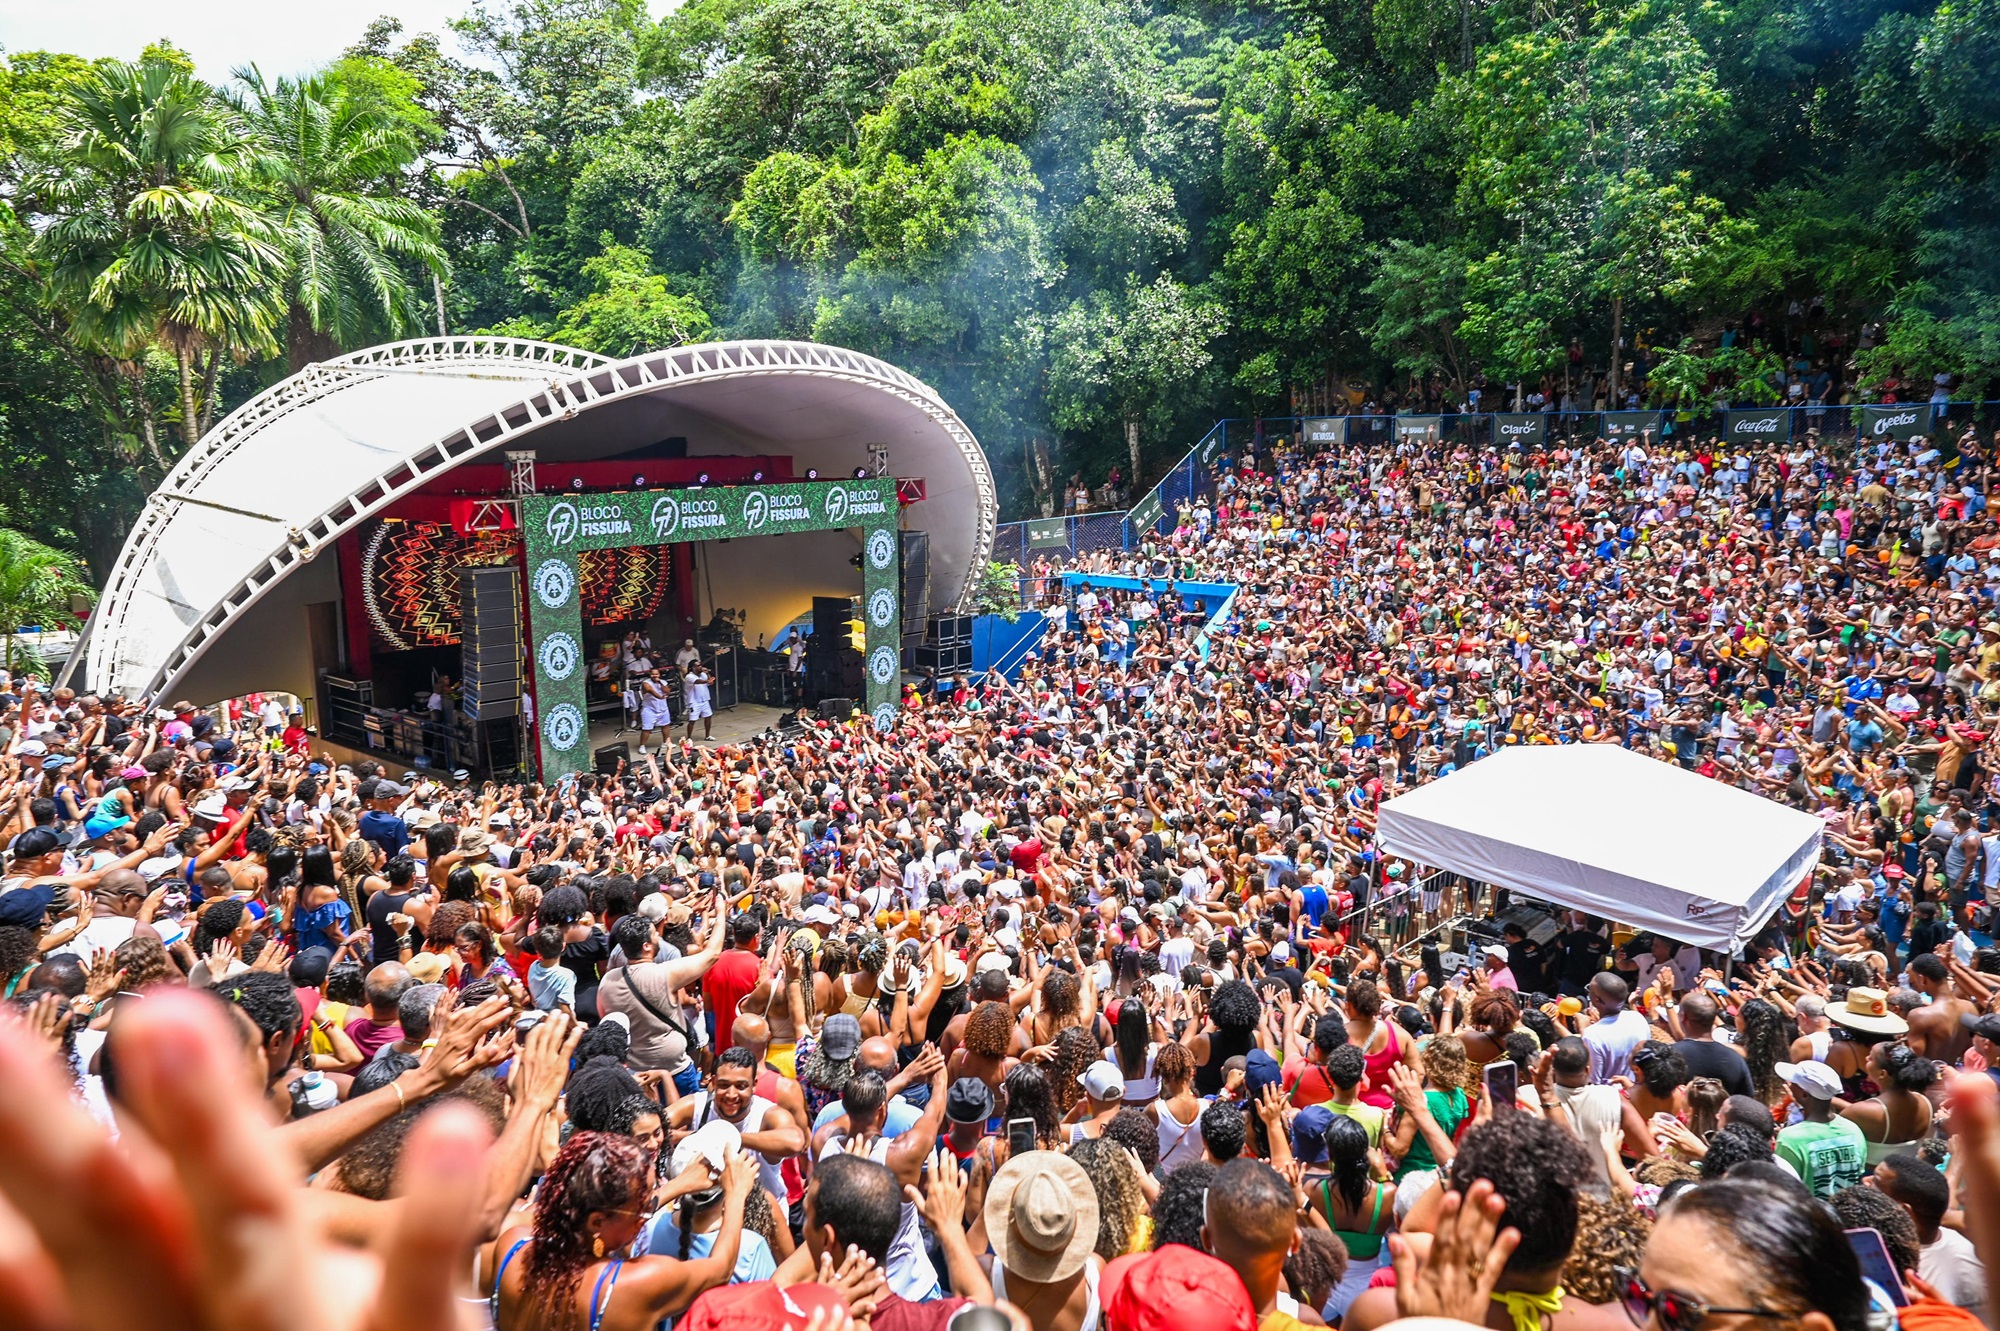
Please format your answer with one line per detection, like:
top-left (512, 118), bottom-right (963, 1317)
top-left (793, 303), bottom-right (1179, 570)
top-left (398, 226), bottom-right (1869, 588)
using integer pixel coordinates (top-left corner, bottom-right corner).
top-left (601, 1011), bottom-right (631, 1033)
top-left (803, 904), bottom-right (840, 926)
top-left (975, 950), bottom-right (1011, 974)
top-left (1775, 1060), bottom-right (1842, 1099)
top-left (136, 852), bottom-right (185, 883)
top-left (1483, 944), bottom-right (1509, 965)
top-left (1079, 1060), bottom-right (1126, 1101)
top-left (670, 1118), bottom-right (741, 1182)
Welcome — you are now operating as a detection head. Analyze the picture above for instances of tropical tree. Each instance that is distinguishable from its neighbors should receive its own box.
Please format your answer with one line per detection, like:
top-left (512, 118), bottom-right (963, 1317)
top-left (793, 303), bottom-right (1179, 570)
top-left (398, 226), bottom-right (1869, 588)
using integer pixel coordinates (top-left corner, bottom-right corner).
top-left (231, 64), bottom-right (449, 370)
top-left (0, 527), bottom-right (92, 673)
top-left (28, 53), bottom-right (286, 463)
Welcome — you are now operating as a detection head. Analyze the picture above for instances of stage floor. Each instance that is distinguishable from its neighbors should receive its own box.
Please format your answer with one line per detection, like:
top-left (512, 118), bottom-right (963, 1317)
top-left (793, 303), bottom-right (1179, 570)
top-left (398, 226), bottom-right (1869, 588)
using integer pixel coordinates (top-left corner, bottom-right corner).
top-left (585, 702), bottom-right (793, 754)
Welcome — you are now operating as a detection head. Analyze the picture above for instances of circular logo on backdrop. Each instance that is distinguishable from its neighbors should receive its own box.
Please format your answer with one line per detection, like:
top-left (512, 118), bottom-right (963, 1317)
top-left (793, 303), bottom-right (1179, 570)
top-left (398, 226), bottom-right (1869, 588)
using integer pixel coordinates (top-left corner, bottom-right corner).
top-left (866, 528), bottom-right (895, 569)
top-left (649, 494), bottom-right (680, 538)
top-left (825, 487), bottom-right (849, 525)
top-left (533, 559), bottom-right (575, 609)
top-left (742, 491), bottom-right (769, 530)
top-left (544, 501), bottom-right (579, 547)
top-left (868, 587), bottom-right (896, 628)
top-left (868, 645), bottom-right (897, 685)
top-left (873, 703), bottom-right (898, 734)
top-left (543, 704), bottom-right (584, 752)
top-left (537, 632), bottom-right (580, 681)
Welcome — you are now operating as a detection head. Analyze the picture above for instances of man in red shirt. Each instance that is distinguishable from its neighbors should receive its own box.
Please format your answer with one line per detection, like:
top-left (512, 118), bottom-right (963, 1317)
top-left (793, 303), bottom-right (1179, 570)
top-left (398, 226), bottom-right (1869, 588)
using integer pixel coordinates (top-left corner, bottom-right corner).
top-left (702, 914), bottom-right (764, 1052)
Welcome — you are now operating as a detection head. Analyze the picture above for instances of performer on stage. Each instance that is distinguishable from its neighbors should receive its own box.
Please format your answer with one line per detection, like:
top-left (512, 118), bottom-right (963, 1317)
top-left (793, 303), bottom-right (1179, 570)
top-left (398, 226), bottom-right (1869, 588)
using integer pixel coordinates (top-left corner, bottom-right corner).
top-left (637, 666), bottom-right (673, 753)
top-left (683, 659), bottom-right (714, 742)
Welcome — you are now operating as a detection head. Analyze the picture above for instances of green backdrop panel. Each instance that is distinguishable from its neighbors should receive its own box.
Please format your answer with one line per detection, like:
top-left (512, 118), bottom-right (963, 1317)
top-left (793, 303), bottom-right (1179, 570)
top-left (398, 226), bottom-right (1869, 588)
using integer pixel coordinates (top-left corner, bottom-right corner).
top-left (521, 478), bottom-right (901, 778)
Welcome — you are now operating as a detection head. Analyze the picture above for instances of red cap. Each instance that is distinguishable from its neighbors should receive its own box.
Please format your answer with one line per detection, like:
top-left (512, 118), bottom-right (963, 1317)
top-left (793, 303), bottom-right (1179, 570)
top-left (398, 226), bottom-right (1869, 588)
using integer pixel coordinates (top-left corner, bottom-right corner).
top-left (680, 1282), bottom-right (847, 1331)
top-left (1101, 1246), bottom-right (1257, 1331)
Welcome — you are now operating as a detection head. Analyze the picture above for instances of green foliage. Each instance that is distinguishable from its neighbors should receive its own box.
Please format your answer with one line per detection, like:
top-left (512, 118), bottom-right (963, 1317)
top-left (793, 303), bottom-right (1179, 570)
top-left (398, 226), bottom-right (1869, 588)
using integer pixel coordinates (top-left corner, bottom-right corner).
top-left (0, 527), bottom-right (92, 674)
top-left (969, 561), bottom-right (1023, 621)
top-left (14, 0), bottom-right (2000, 573)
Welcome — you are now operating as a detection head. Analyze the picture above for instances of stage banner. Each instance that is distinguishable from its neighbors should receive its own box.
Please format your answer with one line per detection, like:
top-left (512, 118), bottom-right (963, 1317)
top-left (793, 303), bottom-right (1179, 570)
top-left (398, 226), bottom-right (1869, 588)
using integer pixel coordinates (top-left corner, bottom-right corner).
top-left (1129, 486), bottom-right (1166, 535)
top-left (521, 478), bottom-right (903, 777)
top-left (1199, 425), bottom-right (1230, 466)
top-left (1723, 407), bottom-right (1791, 442)
top-left (1600, 410), bottom-right (1664, 440)
top-left (1394, 414), bottom-right (1443, 444)
top-left (1858, 404), bottom-right (1929, 441)
top-left (1493, 413), bottom-right (1547, 447)
top-left (1301, 417), bottom-right (1345, 450)
top-left (1026, 518), bottom-right (1068, 549)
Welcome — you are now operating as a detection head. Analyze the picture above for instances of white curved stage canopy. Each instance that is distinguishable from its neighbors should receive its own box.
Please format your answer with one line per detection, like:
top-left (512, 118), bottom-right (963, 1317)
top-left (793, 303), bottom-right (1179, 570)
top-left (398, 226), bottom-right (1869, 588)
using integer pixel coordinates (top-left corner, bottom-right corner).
top-left (1376, 744), bottom-right (1824, 951)
top-left (84, 337), bottom-right (995, 705)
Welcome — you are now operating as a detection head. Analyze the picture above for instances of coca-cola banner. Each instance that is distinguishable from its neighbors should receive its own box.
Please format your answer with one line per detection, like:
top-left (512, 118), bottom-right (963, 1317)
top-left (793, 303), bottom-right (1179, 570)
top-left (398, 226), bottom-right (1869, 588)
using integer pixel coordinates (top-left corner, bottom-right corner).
top-left (1723, 408), bottom-right (1792, 442)
top-left (1494, 413), bottom-right (1546, 446)
top-left (1858, 404), bottom-right (1931, 441)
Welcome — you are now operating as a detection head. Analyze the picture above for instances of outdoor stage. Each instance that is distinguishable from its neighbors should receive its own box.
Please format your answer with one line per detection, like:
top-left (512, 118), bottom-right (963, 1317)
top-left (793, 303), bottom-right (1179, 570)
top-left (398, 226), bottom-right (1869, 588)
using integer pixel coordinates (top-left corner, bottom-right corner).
top-left (76, 336), bottom-right (999, 781)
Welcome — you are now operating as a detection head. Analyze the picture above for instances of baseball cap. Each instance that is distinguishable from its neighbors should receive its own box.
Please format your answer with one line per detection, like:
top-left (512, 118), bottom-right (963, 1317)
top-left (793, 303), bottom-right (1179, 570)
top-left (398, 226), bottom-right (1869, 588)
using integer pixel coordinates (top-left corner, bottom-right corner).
top-left (1962, 1012), bottom-right (2000, 1044)
top-left (1244, 1048), bottom-right (1284, 1100)
top-left (1079, 1060), bottom-right (1126, 1101)
top-left (946, 1076), bottom-right (996, 1124)
top-left (0, 883), bottom-right (58, 928)
top-left (1100, 1246), bottom-right (1257, 1331)
top-left (1774, 1060), bottom-right (1843, 1100)
top-left (680, 1280), bottom-right (848, 1331)
top-left (1483, 943), bottom-right (1509, 965)
top-left (819, 1013), bottom-right (862, 1062)
top-left (803, 903), bottom-right (839, 926)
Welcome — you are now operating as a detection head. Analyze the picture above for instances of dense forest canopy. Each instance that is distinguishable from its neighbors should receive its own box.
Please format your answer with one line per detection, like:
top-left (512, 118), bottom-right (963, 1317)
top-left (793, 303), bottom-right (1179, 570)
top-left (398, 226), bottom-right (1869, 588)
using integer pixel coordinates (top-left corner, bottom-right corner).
top-left (3, 0), bottom-right (2000, 578)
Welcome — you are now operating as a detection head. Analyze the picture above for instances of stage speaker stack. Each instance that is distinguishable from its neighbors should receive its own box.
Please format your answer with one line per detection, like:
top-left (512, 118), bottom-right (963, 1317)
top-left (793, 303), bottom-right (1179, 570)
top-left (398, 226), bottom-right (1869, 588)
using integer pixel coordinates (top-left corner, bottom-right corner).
top-left (900, 530), bottom-right (930, 637)
top-left (807, 595), bottom-right (863, 703)
top-left (593, 741), bottom-right (629, 775)
top-left (460, 565), bottom-right (522, 774)
top-left (911, 612), bottom-right (974, 675)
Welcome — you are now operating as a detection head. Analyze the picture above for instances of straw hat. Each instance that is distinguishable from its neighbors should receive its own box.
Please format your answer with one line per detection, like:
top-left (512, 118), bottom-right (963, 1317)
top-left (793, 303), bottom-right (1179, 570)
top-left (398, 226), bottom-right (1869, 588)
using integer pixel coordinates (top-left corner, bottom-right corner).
top-left (983, 1150), bottom-right (1100, 1283)
top-left (1833, 987), bottom-right (1908, 1036)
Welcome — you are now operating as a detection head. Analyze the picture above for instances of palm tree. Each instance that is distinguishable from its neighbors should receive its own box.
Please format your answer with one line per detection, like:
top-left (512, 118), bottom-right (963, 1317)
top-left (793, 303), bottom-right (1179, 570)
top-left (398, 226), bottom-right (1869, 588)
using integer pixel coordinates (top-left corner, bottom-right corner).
top-left (231, 67), bottom-right (448, 371)
top-left (0, 528), bottom-right (91, 675)
top-left (30, 54), bottom-right (286, 467)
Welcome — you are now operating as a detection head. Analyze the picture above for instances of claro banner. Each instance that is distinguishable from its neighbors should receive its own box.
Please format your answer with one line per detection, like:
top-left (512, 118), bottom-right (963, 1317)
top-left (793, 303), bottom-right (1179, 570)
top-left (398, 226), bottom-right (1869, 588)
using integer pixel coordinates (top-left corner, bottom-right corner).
top-left (1493, 413), bottom-right (1547, 447)
top-left (1722, 408), bottom-right (1792, 442)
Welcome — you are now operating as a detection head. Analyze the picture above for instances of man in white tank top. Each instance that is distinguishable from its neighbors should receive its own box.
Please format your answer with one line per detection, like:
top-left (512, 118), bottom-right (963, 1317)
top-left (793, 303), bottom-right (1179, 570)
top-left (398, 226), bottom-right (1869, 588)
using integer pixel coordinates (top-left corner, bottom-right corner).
top-left (666, 1047), bottom-right (803, 1204)
top-left (1788, 993), bottom-right (1834, 1064)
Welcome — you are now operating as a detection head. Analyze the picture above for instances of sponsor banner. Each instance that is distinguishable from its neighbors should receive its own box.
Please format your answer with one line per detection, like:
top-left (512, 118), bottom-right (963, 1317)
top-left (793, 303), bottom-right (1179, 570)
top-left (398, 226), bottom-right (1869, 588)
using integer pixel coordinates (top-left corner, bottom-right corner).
top-left (1129, 486), bottom-right (1166, 534)
top-left (522, 478), bottom-right (901, 777)
top-left (1859, 404), bottom-right (1930, 441)
top-left (530, 478), bottom-right (899, 553)
top-left (1493, 413), bottom-right (1546, 447)
top-left (1300, 417), bottom-right (1345, 449)
top-left (1394, 414), bottom-right (1443, 443)
top-left (1198, 426), bottom-right (1230, 466)
top-left (1026, 517), bottom-right (1069, 549)
top-left (1600, 410), bottom-right (1664, 440)
top-left (1722, 407), bottom-right (1791, 441)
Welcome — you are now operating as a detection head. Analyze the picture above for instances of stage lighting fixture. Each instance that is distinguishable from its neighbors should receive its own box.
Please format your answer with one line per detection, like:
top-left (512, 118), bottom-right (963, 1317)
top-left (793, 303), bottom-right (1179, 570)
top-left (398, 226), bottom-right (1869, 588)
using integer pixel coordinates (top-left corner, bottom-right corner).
top-left (752, 470), bottom-right (765, 481)
top-left (633, 474), bottom-right (647, 487)
top-left (569, 477), bottom-right (585, 490)
top-left (697, 472), bottom-right (711, 485)
top-left (853, 466), bottom-right (868, 478)
top-left (806, 468), bottom-right (819, 480)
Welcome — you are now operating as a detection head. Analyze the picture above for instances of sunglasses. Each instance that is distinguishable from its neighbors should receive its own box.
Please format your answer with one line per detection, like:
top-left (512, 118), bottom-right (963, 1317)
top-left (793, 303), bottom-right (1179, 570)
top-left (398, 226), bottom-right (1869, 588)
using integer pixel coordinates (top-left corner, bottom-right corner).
top-left (1616, 1269), bottom-right (1788, 1331)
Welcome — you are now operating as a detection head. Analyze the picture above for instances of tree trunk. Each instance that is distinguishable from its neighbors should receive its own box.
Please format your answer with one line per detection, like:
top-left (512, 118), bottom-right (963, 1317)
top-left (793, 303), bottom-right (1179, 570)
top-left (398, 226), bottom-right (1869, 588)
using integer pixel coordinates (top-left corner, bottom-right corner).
top-left (196, 350), bottom-right (221, 438)
top-left (1607, 295), bottom-right (1624, 408)
top-left (1125, 417), bottom-right (1141, 487)
top-left (287, 304), bottom-right (343, 375)
top-left (1029, 436), bottom-right (1055, 517)
top-left (434, 272), bottom-right (449, 337)
top-left (129, 369), bottom-right (168, 474)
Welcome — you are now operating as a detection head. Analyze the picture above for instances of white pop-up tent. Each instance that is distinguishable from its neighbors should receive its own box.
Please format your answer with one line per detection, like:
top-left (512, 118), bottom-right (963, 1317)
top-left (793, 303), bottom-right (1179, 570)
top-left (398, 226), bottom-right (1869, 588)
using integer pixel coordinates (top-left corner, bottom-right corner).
top-left (1375, 744), bottom-right (1823, 951)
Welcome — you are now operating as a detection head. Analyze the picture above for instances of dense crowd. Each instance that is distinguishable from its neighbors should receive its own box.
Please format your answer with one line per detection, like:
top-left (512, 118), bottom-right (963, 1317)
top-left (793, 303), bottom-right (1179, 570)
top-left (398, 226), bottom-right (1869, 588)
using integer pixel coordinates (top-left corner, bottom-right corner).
top-left (10, 421), bottom-right (2000, 1331)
